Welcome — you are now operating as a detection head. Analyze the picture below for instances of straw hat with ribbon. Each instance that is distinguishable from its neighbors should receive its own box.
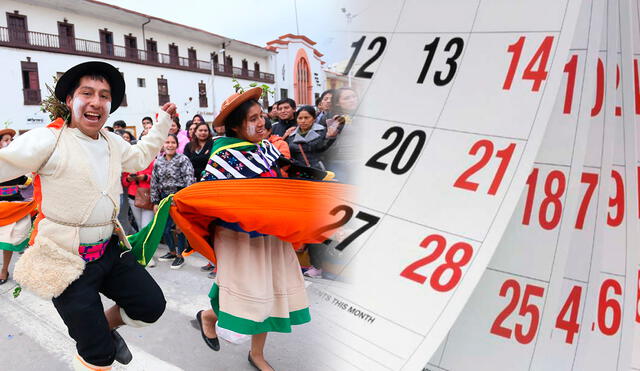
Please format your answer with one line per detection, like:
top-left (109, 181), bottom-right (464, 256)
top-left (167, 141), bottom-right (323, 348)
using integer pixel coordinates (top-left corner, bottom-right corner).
top-left (213, 87), bottom-right (263, 127)
top-left (0, 128), bottom-right (16, 139)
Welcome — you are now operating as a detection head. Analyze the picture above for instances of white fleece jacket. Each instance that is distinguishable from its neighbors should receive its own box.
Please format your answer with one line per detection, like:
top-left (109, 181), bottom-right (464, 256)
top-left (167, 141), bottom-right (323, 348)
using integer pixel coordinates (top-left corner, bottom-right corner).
top-left (0, 110), bottom-right (172, 298)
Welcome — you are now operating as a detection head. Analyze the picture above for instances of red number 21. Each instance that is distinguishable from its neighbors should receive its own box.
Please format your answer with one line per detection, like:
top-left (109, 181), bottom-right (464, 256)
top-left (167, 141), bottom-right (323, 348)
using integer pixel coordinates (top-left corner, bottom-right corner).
top-left (454, 140), bottom-right (516, 195)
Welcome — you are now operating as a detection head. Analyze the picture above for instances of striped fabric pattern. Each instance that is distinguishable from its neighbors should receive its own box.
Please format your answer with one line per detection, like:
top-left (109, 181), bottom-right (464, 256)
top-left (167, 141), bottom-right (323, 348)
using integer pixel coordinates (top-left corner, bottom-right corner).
top-left (78, 238), bottom-right (110, 262)
top-left (0, 186), bottom-right (19, 197)
top-left (202, 138), bottom-right (282, 181)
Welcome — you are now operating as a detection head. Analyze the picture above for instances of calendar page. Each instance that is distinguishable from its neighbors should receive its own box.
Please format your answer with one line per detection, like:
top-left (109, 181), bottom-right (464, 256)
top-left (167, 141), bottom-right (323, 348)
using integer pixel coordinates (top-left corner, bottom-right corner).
top-left (425, 0), bottom-right (640, 370)
top-left (311, 1), bottom-right (588, 370)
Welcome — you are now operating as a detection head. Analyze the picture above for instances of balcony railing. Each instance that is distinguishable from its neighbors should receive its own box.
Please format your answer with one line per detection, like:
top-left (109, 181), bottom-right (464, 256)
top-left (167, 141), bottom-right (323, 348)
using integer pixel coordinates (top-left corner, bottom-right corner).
top-left (0, 27), bottom-right (275, 83)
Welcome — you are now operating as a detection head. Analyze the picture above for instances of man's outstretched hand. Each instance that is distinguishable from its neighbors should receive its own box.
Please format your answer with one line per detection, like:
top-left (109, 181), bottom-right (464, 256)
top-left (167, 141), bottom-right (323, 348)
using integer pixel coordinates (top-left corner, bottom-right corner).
top-left (161, 103), bottom-right (177, 118)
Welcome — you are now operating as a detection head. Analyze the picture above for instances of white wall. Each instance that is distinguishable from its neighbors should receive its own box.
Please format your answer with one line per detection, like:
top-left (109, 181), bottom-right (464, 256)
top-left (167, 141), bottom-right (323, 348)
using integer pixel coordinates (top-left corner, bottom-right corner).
top-left (0, 0), bottom-right (271, 69)
top-left (0, 0), bottom-right (276, 134)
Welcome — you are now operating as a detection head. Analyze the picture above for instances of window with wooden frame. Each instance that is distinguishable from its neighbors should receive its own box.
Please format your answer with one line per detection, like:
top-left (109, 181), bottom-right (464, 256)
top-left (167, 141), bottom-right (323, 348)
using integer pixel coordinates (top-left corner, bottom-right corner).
top-left (188, 47), bottom-right (197, 68)
top-left (157, 76), bottom-right (169, 105)
top-left (168, 43), bottom-right (179, 65)
top-left (225, 55), bottom-right (233, 72)
top-left (198, 81), bottom-right (207, 108)
top-left (57, 20), bottom-right (75, 51)
top-left (6, 12), bottom-right (28, 45)
top-left (124, 34), bottom-right (137, 60)
top-left (146, 38), bottom-right (158, 63)
top-left (21, 59), bottom-right (41, 105)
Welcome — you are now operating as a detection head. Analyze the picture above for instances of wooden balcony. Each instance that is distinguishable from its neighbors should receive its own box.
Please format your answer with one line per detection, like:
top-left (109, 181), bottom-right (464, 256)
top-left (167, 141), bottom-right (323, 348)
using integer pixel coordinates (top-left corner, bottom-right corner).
top-left (0, 27), bottom-right (275, 84)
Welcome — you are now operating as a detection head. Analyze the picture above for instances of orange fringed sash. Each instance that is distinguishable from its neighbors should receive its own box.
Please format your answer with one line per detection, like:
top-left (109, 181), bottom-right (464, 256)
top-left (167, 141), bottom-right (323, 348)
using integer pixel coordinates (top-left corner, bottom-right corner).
top-left (0, 200), bottom-right (36, 227)
top-left (170, 178), bottom-right (350, 264)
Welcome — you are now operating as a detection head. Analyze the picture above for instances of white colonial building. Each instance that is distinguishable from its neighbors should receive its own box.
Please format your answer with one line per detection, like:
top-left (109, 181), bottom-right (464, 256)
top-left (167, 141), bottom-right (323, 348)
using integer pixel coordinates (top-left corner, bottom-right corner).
top-left (0, 0), bottom-right (328, 135)
top-left (266, 34), bottom-right (327, 107)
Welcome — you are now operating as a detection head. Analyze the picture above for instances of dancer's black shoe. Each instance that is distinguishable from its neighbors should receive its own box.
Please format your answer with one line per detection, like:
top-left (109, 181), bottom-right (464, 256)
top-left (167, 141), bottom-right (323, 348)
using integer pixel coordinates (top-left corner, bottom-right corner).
top-left (111, 329), bottom-right (132, 364)
top-left (196, 310), bottom-right (220, 351)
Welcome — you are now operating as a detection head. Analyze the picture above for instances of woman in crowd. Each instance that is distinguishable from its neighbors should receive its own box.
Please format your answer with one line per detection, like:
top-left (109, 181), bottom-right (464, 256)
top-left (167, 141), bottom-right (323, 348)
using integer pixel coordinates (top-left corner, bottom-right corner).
top-left (322, 87), bottom-right (360, 181)
top-left (186, 120), bottom-right (195, 140)
top-left (183, 122), bottom-right (213, 181)
top-left (0, 128), bottom-right (33, 284)
top-left (151, 134), bottom-right (195, 269)
top-left (194, 88), bottom-right (310, 371)
top-left (122, 160), bottom-right (154, 232)
top-left (315, 89), bottom-right (335, 125)
top-left (169, 117), bottom-right (189, 154)
top-left (285, 106), bottom-right (328, 170)
top-left (121, 130), bottom-right (134, 143)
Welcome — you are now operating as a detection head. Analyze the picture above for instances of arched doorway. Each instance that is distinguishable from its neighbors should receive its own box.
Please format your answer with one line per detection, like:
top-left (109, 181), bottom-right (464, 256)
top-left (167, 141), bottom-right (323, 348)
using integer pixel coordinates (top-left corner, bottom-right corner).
top-left (293, 49), bottom-right (312, 105)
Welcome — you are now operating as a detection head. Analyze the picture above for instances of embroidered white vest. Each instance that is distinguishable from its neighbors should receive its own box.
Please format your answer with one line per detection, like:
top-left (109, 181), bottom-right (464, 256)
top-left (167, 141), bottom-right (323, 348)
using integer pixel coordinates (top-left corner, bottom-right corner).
top-left (14, 126), bottom-right (123, 299)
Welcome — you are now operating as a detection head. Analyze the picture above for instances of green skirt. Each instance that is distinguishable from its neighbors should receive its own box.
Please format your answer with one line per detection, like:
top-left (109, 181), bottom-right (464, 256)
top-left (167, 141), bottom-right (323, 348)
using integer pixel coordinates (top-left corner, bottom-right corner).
top-left (209, 224), bottom-right (311, 335)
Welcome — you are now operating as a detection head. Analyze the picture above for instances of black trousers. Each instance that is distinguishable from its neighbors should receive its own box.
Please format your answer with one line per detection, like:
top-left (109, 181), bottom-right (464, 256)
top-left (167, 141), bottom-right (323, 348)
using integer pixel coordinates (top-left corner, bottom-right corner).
top-left (52, 236), bottom-right (166, 366)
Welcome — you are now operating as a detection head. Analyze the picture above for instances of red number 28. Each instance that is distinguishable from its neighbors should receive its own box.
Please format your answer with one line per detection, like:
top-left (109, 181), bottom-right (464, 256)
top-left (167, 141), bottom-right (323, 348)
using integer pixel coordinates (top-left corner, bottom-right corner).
top-left (400, 234), bottom-right (474, 292)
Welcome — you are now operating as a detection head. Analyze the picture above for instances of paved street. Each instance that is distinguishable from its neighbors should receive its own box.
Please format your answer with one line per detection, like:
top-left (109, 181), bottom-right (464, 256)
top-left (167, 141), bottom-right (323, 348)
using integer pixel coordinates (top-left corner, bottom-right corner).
top-left (0, 245), bottom-right (343, 371)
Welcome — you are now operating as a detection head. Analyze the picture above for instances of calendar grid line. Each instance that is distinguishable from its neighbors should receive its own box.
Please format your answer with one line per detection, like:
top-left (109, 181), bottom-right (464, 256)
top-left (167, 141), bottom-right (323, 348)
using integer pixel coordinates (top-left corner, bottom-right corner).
top-left (305, 313), bottom-right (398, 370)
top-left (358, 113), bottom-right (532, 141)
top-left (311, 307), bottom-right (406, 362)
top-left (583, 164), bottom-right (604, 169)
top-left (436, 333), bottom-right (450, 367)
top-left (486, 267), bottom-right (550, 284)
top-left (426, 362), bottom-right (450, 371)
top-left (533, 161), bottom-right (572, 168)
top-left (563, 276), bottom-right (589, 284)
top-left (384, 214), bottom-right (483, 243)
top-left (303, 332), bottom-right (369, 371)
top-left (599, 270), bottom-right (625, 278)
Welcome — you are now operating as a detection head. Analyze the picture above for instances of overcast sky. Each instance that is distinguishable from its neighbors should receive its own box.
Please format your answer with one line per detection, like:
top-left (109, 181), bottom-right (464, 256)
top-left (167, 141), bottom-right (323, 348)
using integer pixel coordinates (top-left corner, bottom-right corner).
top-left (100, 0), bottom-right (351, 64)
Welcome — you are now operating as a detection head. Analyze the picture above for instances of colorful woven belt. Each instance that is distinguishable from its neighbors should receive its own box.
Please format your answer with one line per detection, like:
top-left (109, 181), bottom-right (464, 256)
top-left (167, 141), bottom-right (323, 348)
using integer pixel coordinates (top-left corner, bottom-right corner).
top-left (78, 238), bottom-right (110, 262)
top-left (0, 186), bottom-right (19, 197)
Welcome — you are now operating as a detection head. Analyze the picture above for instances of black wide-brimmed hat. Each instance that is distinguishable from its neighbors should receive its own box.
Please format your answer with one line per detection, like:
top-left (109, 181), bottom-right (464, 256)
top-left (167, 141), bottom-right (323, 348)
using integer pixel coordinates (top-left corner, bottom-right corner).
top-left (54, 61), bottom-right (125, 113)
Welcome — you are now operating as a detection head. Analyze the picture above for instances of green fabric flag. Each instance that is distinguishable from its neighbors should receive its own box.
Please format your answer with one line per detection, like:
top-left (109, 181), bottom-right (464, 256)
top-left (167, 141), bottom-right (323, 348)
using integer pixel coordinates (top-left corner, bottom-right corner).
top-left (125, 195), bottom-right (173, 266)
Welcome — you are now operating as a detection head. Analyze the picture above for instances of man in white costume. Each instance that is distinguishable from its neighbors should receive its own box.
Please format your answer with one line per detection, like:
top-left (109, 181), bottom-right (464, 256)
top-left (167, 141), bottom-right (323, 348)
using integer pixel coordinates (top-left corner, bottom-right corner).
top-left (0, 61), bottom-right (176, 370)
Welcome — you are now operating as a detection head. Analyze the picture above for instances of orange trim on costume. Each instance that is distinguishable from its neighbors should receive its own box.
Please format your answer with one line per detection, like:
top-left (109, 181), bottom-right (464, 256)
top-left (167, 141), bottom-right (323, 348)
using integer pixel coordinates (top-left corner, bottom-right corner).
top-left (48, 118), bottom-right (65, 129)
top-left (0, 201), bottom-right (36, 226)
top-left (28, 175), bottom-right (44, 246)
top-left (170, 178), bottom-right (350, 264)
top-left (76, 355), bottom-right (112, 371)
